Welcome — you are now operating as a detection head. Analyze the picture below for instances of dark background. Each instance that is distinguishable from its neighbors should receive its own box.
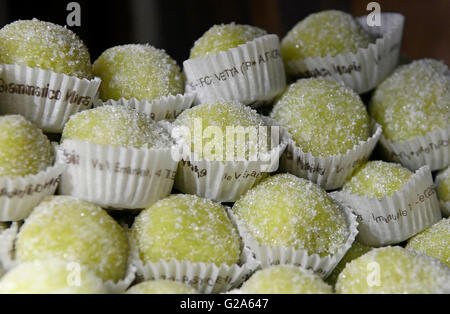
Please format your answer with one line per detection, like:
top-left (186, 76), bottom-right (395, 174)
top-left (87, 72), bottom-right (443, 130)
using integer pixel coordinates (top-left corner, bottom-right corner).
top-left (0, 0), bottom-right (449, 66)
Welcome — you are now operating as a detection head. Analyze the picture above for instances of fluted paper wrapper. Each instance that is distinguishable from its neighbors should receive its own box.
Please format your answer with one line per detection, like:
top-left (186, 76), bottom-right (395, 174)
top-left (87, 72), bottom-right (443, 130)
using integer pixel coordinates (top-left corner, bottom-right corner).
top-left (130, 236), bottom-right (260, 294)
top-left (285, 13), bottom-right (404, 94)
top-left (184, 34), bottom-right (286, 106)
top-left (173, 120), bottom-right (290, 202)
top-left (94, 93), bottom-right (195, 121)
top-left (0, 223), bottom-right (19, 272)
top-left (332, 166), bottom-right (442, 246)
top-left (0, 165), bottom-right (65, 222)
top-left (436, 169), bottom-right (450, 217)
top-left (0, 64), bottom-right (101, 133)
top-left (379, 126), bottom-right (449, 172)
top-left (56, 140), bottom-right (178, 209)
top-left (229, 202), bottom-right (358, 279)
top-left (280, 124), bottom-right (382, 191)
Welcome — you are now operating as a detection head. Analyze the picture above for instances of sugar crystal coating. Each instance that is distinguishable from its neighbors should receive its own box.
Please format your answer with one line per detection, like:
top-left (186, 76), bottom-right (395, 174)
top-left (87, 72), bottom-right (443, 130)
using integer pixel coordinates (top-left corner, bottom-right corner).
top-left (93, 44), bottom-right (183, 101)
top-left (326, 241), bottom-right (372, 286)
top-left (0, 259), bottom-right (106, 294)
top-left (281, 10), bottom-right (370, 64)
top-left (271, 78), bottom-right (370, 157)
top-left (173, 101), bottom-right (268, 160)
top-left (62, 105), bottom-right (172, 149)
top-left (16, 196), bottom-right (129, 282)
top-left (190, 23), bottom-right (267, 59)
top-left (132, 194), bottom-right (241, 266)
top-left (342, 161), bottom-right (413, 199)
top-left (370, 59), bottom-right (450, 142)
top-left (240, 265), bottom-right (332, 294)
top-left (125, 280), bottom-right (198, 294)
top-left (0, 19), bottom-right (92, 78)
top-left (336, 246), bottom-right (450, 294)
top-left (437, 167), bottom-right (450, 202)
top-left (233, 173), bottom-right (350, 257)
top-left (406, 218), bottom-right (449, 267)
top-left (0, 115), bottom-right (53, 177)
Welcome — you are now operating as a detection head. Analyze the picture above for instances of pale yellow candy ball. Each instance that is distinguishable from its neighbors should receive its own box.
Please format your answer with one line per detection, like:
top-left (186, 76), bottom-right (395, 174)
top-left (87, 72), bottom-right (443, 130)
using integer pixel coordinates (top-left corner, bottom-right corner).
top-left (16, 196), bottom-right (129, 282)
top-left (406, 218), bottom-right (449, 267)
top-left (0, 19), bottom-right (92, 78)
top-left (271, 78), bottom-right (370, 157)
top-left (0, 259), bottom-right (106, 294)
top-left (125, 280), bottom-right (198, 294)
top-left (190, 23), bottom-right (267, 59)
top-left (342, 161), bottom-right (413, 199)
top-left (281, 10), bottom-right (370, 64)
top-left (336, 247), bottom-right (450, 294)
top-left (370, 59), bottom-right (450, 143)
top-left (93, 44), bottom-right (183, 102)
top-left (0, 115), bottom-right (54, 178)
top-left (437, 167), bottom-right (450, 202)
top-left (233, 173), bottom-right (350, 257)
top-left (240, 265), bottom-right (332, 294)
top-left (132, 194), bottom-right (241, 266)
top-left (62, 105), bottom-right (172, 149)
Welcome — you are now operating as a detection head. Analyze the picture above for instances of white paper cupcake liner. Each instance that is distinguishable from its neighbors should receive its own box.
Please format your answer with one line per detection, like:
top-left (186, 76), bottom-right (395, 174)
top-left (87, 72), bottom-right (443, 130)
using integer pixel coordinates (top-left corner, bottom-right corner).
top-left (0, 222), bottom-right (19, 271)
top-left (285, 13), bottom-right (404, 94)
top-left (129, 233), bottom-right (260, 294)
top-left (435, 170), bottom-right (450, 217)
top-left (0, 164), bottom-right (65, 222)
top-left (94, 93), bottom-right (196, 121)
top-left (173, 119), bottom-right (290, 203)
top-left (0, 64), bottom-right (101, 133)
top-left (379, 126), bottom-right (450, 172)
top-left (280, 124), bottom-right (382, 191)
top-left (228, 200), bottom-right (359, 279)
top-left (184, 34), bottom-right (286, 106)
top-left (332, 166), bottom-right (442, 246)
top-left (56, 139), bottom-right (179, 209)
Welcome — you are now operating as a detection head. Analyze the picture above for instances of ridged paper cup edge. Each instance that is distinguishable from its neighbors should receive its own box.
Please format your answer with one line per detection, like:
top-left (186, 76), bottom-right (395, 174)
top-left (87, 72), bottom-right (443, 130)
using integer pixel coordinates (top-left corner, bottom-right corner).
top-left (0, 222), bottom-right (19, 271)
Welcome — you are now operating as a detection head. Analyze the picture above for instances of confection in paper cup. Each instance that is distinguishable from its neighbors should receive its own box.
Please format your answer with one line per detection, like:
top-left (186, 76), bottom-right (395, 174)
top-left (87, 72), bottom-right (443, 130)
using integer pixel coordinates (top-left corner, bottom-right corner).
top-left (94, 93), bottom-right (196, 121)
top-left (332, 166), bottom-right (442, 247)
top-left (0, 64), bottom-right (101, 133)
top-left (183, 34), bottom-right (286, 106)
top-left (285, 13), bottom-right (404, 94)
top-left (228, 202), bottom-right (358, 279)
top-left (0, 164), bottom-right (65, 222)
top-left (280, 124), bottom-right (382, 191)
top-left (172, 120), bottom-right (290, 203)
top-left (56, 139), bottom-right (179, 209)
top-left (436, 170), bottom-right (450, 217)
top-left (379, 126), bottom-right (450, 172)
top-left (0, 223), bottom-right (19, 271)
top-left (129, 234), bottom-right (260, 294)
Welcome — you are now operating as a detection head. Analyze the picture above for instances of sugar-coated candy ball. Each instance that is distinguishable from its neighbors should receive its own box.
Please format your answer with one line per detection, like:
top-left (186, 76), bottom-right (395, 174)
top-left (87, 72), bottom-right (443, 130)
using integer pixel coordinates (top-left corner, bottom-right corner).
top-left (132, 194), bottom-right (241, 266)
top-left (16, 196), bottom-right (129, 282)
top-left (281, 10), bottom-right (370, 64)
top-left (326, 241), bottom-right (372, 286)
top-left (437, 167), bottom-right (450, 202)
top-left (342, 161), bottom-right (413, 199)
top-left (336, 247), bottom-right (450, 294)
top-left (125, 280), bottom-right (198, 294)
top-left (62, 105), bottom-right (172, 149)
top-left (93, 44), bottom-right (183, 102)
top-left (173, 101), bottom-right (267, 160)
top-left (190, 23), bottom-right (267, 59)
top-left (271, 78), bottom-right (370, 157)
top-left (406, 218), bottom-right (449, 267)
top-left (0, 115), bottom-right (53, 178)
top-left (370, 59), bottom-right (449, 142)
top-left (0, 19), bottom-right (92, 78)
top-left (240, 265), bottom-right (332, 294)
top-left (233, 174), bottom-right (350, 257)
top-left (0, 259), bottom-right (106, 294)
